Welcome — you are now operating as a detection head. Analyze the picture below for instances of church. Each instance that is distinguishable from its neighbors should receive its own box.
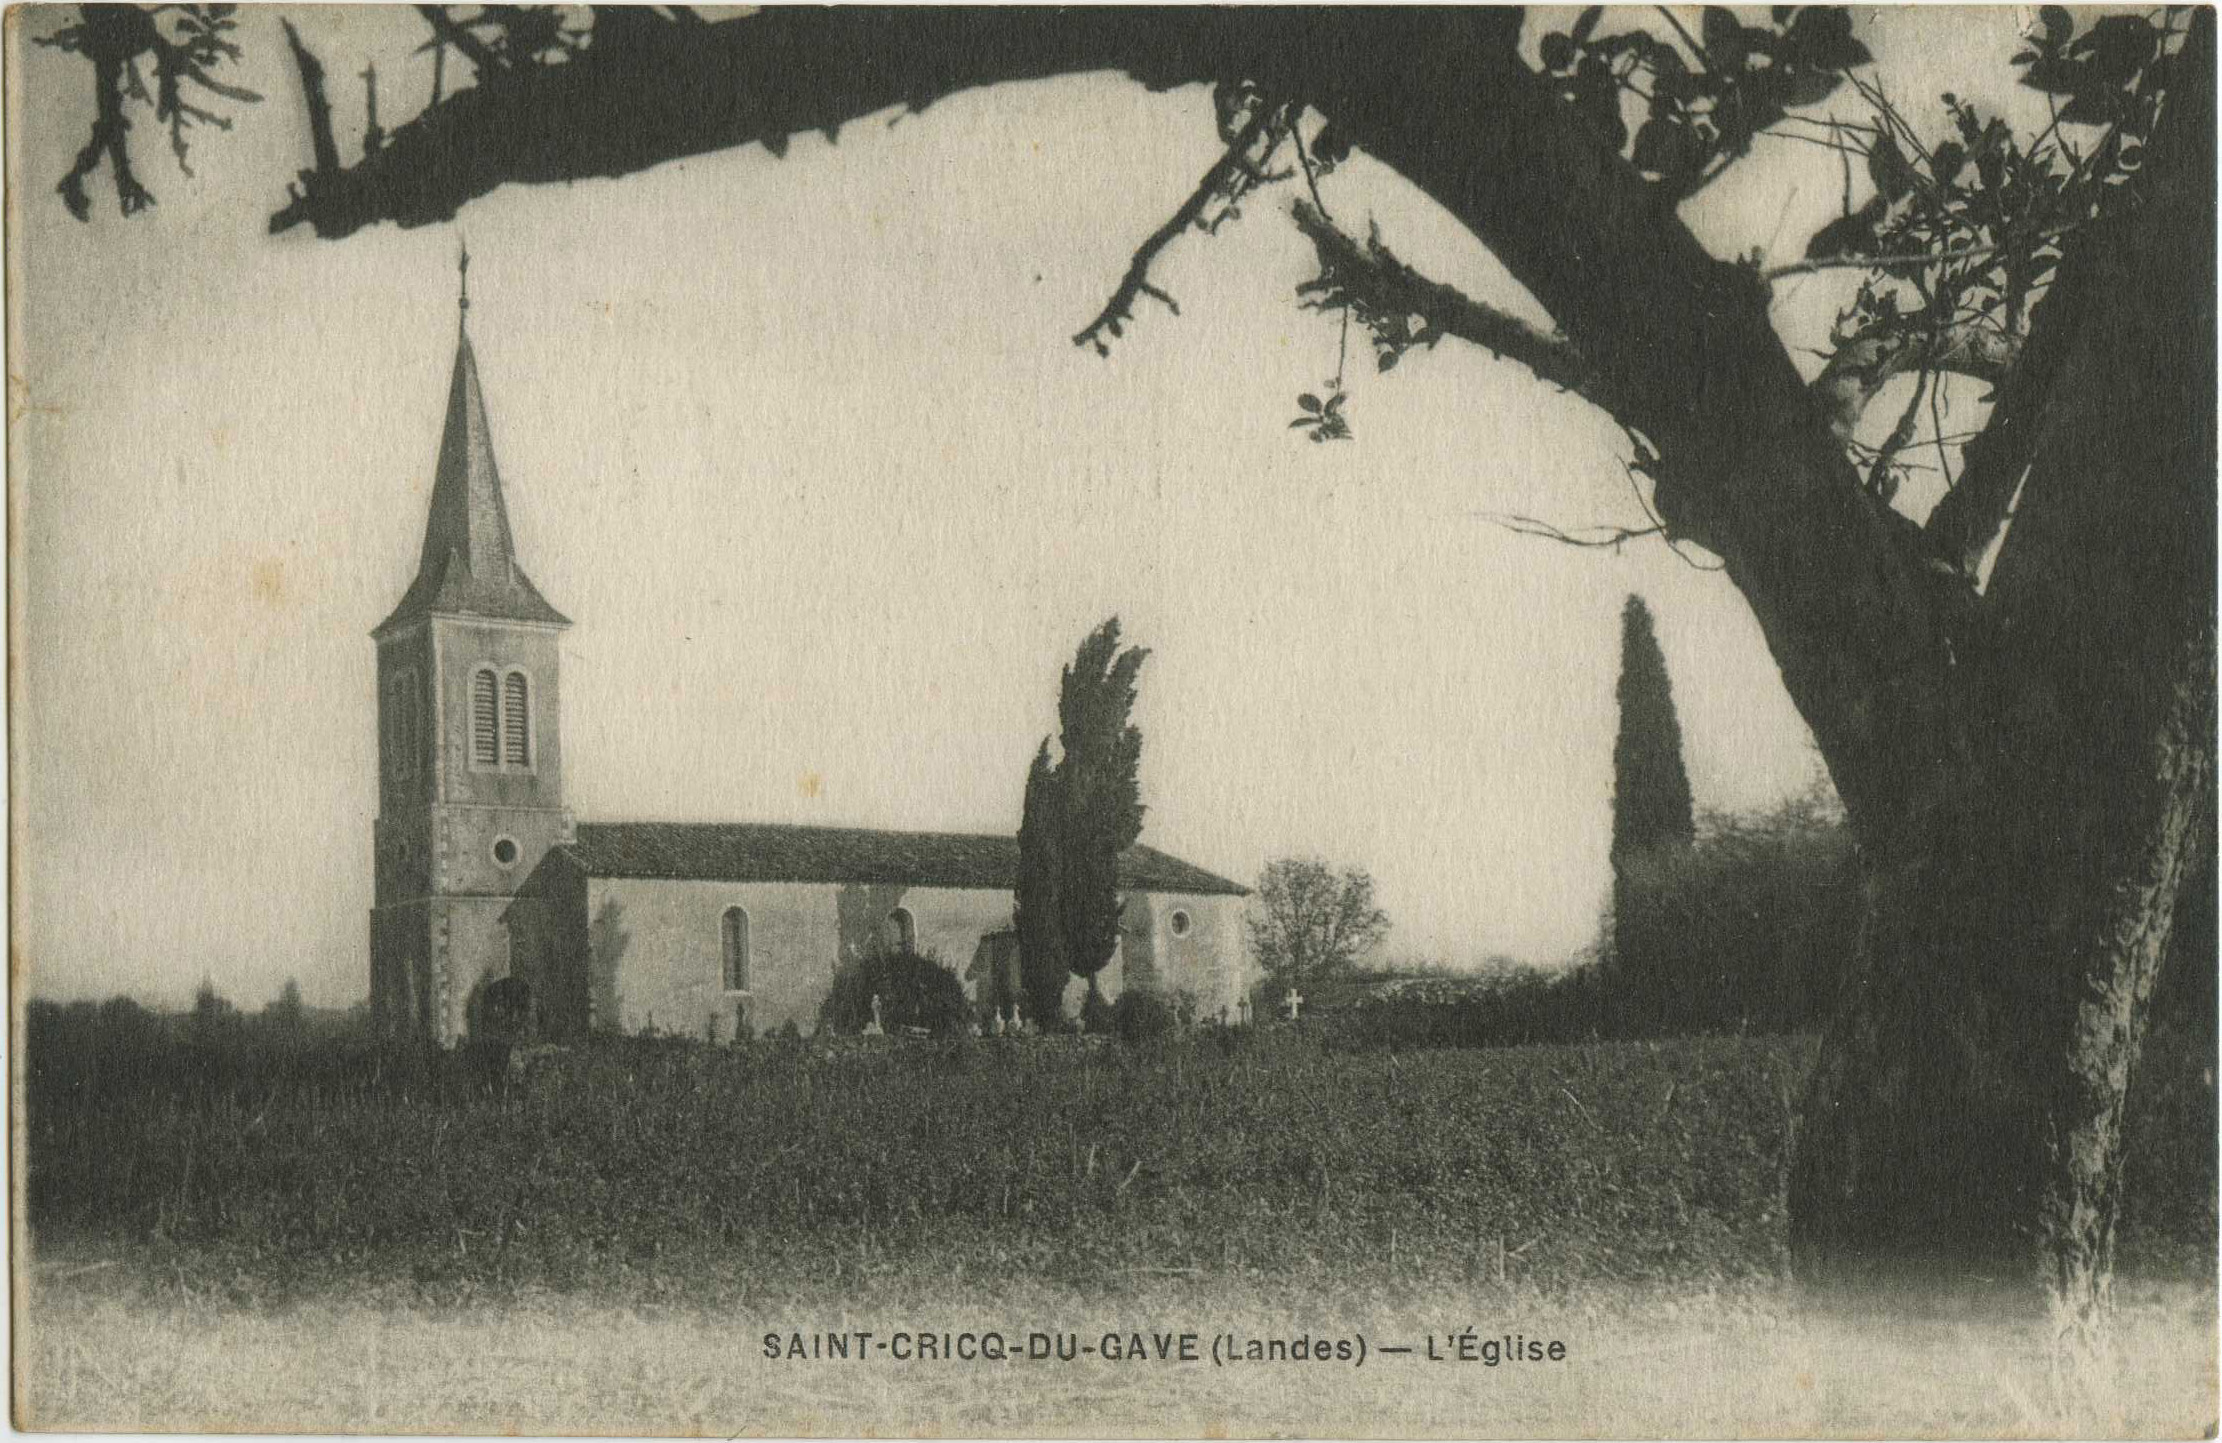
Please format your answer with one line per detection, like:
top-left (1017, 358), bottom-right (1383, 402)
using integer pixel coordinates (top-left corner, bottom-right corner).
top-left (367, 266), bottom-right (1251, 1046)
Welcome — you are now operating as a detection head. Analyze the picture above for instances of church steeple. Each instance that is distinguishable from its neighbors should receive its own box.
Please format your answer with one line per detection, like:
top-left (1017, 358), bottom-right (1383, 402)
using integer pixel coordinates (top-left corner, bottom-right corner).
top-left (375, 246), bottom-right (568, 637)
top-left (370, 245), bottom-right (575, 1048)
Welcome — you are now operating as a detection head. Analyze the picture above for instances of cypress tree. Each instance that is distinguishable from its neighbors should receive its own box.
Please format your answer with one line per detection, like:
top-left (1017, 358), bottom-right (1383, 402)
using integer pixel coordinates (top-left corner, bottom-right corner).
top-left (1610, 594), bottom-right (1695, 1005)
top-left (1055, 618), bottom-right (1149, 1004)
top-left (1013, 738), bottom-right (1069, 1026)
top-left (1610, 593), bottom-right (1696, 857)
top-left (1013, 618), bottom-right (1149, 1026)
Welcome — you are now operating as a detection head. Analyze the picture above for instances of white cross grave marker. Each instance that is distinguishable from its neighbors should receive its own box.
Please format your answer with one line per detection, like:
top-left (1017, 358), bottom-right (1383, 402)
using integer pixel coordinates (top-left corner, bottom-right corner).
top-left (1283, 988), bottom-right (1305, 1022)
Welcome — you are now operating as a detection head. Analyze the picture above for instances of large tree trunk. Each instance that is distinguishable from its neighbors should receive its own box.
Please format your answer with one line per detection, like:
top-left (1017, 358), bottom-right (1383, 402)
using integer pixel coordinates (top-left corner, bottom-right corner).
top-left (1790, 15), bottom-right (2216, 1310)
top-left (1790, 670), bottom-right (2212, 1308)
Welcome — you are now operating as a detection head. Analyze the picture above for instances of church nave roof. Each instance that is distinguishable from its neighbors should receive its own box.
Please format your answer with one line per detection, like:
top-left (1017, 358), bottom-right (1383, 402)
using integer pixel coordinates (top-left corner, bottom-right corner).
top-left (561, 821), bottom-right (1249, 897)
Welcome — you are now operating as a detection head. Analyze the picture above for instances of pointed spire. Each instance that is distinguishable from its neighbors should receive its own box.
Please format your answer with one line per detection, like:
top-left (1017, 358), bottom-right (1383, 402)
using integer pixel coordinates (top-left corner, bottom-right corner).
top-left (419, 324), bottom-right (515, 581)
top-left (374, 250), bottom-right (568, 636)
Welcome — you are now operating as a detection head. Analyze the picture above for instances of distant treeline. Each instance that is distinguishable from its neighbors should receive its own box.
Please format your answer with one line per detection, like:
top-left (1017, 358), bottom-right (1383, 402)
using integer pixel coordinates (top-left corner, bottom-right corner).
top-left (1314, 794), bottom-right (1858, 1050)
top-left (1326, 791), bottom-right (2215, 1054)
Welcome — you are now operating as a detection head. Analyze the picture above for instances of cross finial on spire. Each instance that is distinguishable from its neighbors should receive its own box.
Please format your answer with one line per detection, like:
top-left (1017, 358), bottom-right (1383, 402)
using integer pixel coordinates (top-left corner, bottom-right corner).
top-left (458, 236), bottom-right (471, 318)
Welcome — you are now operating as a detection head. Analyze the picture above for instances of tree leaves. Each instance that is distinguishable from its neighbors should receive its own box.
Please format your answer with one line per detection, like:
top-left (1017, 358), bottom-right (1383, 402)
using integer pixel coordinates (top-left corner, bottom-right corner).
top-left (1289, 390), bottom-right (1351, 442)
top-left (1782, 7), bottom-right (1872, 71)
top-left (2013, 7), bottom-right (2167, 130)
top-left (1701, 7), bottom-right (1750, 71)
top-left (1633, 116), bottom-right (1705, 184)
top-left (1534, 7), bottom-right (1873, 197)
top-left (1805, 197), bottom-right (1886, 261)
top-left (1802, 9), bottom-right (2168, 285)
top-left (1866, 134), bottom-right (1918, 201)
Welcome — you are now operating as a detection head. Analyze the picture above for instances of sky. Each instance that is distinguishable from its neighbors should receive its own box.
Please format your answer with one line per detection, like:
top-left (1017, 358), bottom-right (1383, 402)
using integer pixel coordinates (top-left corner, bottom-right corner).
top-left (11, 6), bottom-right (2060, 1008)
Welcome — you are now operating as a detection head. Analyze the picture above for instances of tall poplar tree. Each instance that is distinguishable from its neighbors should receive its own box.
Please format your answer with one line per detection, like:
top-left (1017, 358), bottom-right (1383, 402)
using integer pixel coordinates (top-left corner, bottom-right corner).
top-left (1610, 594), bottom-right (1697, 860)
top-left (1610, 594), bottom-right (1696, 997)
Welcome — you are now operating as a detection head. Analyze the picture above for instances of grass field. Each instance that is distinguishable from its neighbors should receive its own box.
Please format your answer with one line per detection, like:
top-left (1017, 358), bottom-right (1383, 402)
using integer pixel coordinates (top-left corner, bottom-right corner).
top-left (18, 1024), bottom-right (2219, 1434)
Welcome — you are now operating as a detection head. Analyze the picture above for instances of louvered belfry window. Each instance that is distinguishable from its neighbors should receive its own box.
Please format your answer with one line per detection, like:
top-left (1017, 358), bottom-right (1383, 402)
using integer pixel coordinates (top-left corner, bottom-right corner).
top-left (471, 669), bottom-right (499, 765)
top-left (502, 671), bottom-right (530, 766)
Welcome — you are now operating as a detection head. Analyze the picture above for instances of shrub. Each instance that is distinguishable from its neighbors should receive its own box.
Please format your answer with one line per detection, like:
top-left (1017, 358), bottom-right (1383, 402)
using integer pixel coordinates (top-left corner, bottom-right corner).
top-left (1607, 788), bottom-right (1859, 1036)
top-left (817, 945), bottom-right (970, 1037)
top-left (1111, 988), bottom-right (1177, 1044)
top-left (1080, 985), bottom-right (1116, 1036)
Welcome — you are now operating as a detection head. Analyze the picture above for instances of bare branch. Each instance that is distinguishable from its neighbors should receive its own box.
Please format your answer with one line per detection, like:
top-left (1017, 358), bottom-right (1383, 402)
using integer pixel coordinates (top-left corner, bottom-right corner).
top-left (1863, 366), bottom-right (1930, 502)
top-left (414, 4), bottom-right (506, 79)
top-left (55, 45), bottom-right (145, 219)
top-left (1926, 364), bottom-right (1955, 491)
top-left (1478, 512), bottom-right (1666, 550)
top-left (281, 20), bottom-right (339, 177)
top-left (41, 4), bottom-right (257, 219)
top-left (1072, 103), bottom-right (1282, 356)
top-left (1760, 237), bottom-right (2071, 282)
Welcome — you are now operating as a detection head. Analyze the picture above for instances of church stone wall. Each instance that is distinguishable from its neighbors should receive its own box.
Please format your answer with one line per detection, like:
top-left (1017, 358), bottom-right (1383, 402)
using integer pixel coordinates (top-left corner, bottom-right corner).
top-left (432, 896), bottom-right (519, 1046)
top-left (1114, 891), bottom-right (1251, 1021)
top-left (368, 902), bottom-right (432, 1039)
top-left (436, 801), bottom-right (574, 899)
top-left (374, 627), bottom-right (435, 816)
top-left (577, 878), bottom-right (1028, 1039)
top-left (584, 878), bottom-right (838, 1040)
top-left (562, 877), bottom-right (1246, 1040)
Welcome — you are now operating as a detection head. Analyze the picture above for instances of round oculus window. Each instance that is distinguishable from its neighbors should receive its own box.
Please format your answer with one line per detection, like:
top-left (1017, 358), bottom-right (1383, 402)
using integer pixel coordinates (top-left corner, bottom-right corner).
top-left (491, 836), bottom-right (520, 867)
top-left (1169, 909), bottom-right (1192, 938)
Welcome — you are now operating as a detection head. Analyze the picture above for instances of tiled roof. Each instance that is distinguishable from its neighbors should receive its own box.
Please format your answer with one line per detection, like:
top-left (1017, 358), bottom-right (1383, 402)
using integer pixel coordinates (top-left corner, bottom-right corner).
top-left (563, 822), bottom-right (1249, 896)
top-left (375, 325), bottom-right (569, 635)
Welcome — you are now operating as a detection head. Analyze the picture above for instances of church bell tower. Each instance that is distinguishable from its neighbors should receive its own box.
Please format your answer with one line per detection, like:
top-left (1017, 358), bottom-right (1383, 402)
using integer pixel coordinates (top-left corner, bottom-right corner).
top-left (369, 247), bottom-right (573, 1044)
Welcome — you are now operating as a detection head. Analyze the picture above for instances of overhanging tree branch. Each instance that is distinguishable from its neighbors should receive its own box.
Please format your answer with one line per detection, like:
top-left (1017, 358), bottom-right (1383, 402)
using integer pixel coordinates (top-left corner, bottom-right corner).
top-left (1297, 186), bottom-right (2022, 459)
top-left (269, 8), bottom-right (1245, 238)
top-left (1811, 320), bottom-right (2018, 445)
top-left (1074, 101), bottom-right (1284, 357)
top-left (1291, 199), bottom-right (1609, 411)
